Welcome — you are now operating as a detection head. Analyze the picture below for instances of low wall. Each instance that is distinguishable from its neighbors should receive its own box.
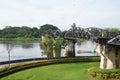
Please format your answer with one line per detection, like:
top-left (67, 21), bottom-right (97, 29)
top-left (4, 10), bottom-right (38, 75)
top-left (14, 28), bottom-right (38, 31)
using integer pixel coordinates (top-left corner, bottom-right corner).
top-left (0, 56), bottom-right (99, 65)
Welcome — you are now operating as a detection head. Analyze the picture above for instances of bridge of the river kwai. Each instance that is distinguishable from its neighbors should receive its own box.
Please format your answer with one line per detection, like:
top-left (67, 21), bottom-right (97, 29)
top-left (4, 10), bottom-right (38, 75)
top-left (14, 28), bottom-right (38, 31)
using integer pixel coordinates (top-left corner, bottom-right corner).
top-left (41, 25), bottom-right (120, 69)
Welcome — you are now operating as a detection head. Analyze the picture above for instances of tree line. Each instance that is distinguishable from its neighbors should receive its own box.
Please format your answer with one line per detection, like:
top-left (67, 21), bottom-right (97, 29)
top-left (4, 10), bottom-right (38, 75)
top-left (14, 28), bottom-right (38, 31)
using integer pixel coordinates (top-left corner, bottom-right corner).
top-left (103, 27), bottom-right (120, 38)
top-left (0, 24), bottom-right (119, 39)
top-left (0, 24), bottom-right (59, 38)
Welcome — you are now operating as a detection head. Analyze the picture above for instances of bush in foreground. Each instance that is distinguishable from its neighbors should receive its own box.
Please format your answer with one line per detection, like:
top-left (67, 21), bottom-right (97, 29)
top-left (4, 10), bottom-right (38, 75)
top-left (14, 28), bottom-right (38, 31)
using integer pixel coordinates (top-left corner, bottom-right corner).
top-left (88, 67), bottom-right (120, 79)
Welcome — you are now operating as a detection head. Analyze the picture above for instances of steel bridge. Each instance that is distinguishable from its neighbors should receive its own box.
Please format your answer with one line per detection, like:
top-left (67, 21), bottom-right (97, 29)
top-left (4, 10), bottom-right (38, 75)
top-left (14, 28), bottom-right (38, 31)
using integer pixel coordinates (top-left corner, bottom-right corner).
top-left (42, 27), bottom-right (120, 57)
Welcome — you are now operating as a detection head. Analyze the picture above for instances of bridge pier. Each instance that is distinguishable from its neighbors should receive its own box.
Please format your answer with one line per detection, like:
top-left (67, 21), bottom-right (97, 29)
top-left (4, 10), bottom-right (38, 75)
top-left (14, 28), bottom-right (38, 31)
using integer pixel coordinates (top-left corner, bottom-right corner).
top-left (95, 37), bottom-right (120, 69)
top-left (63, 39), bottom-right (76, 57)
top-left (95, 44), bottom-right (115, 69)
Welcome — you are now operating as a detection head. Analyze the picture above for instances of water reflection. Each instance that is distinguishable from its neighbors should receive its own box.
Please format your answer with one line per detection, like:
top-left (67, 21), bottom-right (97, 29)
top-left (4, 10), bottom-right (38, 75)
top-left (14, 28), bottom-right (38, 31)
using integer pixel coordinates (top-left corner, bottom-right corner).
top-left (0, 40), bottom-right (44, 62)
top-left (3, 41), bottom-right (15, 65)
top-left (0, 40), bottom-right (98, 62)
top-left (75, 40), bottom-right (97, 56)
top-left (3, 41), bottom-right (15, 52)
top-left (21, 41), bottom-right (33, 49)
top-left (1, 41), bottom-right (34, 49)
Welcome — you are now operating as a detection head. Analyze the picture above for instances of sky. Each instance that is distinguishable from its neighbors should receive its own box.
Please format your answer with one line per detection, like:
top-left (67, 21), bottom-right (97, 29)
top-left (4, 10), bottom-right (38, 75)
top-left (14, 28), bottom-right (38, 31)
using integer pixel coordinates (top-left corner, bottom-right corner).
top-left (0, 0), bottom-right (120, 30)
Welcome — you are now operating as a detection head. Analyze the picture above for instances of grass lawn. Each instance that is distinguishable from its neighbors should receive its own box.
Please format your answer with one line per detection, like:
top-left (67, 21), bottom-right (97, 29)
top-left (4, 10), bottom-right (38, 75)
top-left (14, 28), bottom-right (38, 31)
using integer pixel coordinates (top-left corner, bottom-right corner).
top-left (0, 62), bottom-right (99, 80)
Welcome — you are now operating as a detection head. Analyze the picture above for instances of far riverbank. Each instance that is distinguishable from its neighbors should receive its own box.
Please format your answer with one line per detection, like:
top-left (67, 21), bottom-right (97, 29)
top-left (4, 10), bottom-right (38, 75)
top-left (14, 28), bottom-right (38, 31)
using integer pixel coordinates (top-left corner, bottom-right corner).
top-left (0, 38), bottom-right (40, 41)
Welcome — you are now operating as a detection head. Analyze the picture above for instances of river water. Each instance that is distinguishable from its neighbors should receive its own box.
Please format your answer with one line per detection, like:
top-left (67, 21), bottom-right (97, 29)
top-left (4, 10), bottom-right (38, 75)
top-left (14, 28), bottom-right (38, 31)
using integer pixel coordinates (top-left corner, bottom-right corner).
top-left (0, 40), bottom-right (98, 62)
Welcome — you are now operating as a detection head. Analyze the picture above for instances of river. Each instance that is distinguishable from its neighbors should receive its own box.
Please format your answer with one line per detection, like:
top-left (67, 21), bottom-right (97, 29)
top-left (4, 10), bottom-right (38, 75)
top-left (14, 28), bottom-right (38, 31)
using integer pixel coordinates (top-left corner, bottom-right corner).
top-left (0, 40), bottom-right (98, 62)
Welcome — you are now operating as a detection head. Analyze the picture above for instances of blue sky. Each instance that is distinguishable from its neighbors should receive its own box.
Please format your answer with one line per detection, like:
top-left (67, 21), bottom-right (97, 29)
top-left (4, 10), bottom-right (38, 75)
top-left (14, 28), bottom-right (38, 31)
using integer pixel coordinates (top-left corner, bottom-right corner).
top-left (0, 0), bottom-right (120, 30)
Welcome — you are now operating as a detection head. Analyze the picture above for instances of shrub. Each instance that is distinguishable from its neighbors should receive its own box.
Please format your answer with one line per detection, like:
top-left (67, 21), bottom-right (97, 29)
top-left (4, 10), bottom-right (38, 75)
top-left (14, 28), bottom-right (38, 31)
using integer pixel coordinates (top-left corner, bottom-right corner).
top-left (88, 67), bottom-right (96, 77)
top-left (88, 67), bottom-right (120, 80)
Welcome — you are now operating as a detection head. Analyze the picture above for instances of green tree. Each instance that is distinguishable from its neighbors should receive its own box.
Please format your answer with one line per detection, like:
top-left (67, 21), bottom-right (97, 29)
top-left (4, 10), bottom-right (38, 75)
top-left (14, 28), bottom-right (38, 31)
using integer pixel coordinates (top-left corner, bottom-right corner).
top-left (1, 26), bottom-right (18, 38)
top-left (18, 26), bottom-right (33, 38)
top-left (39, 24), bottom-right (59, 36)
top-left (0, 24), bottom-right (59, 38)
top-left (41, 34), bottom-right (65, 58)
top-left (71, 23), bottom-right (76, 30)
top-left (0, 26), bottom-right (36, 38)
top-left (2, 26), bottom-right (16, 34)
top-left (32, 27), bottom-right (39, 38)
top-left (53, 38), bottom-right (64, 57)
top-left (41, 34), bottom-right (53, 58)
top-left (104, 27), bottom-right (119, 34)
top-left (104, 27), bottom-right (119, 37)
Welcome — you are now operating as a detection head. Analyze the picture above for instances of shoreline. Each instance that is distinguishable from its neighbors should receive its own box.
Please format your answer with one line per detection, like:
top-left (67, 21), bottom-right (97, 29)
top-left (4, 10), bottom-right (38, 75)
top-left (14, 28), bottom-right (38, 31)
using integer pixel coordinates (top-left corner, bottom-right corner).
top-left (0, 38), bottom-right (40, 41)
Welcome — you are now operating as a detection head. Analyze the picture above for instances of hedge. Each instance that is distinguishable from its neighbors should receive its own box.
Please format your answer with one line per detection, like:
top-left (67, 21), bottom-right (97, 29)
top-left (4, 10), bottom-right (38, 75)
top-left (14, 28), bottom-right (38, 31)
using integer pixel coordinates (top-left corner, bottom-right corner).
top-left (0, 57), bottom-right (100, 78)
top-left (88, 67), bottom-right (120, 80)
